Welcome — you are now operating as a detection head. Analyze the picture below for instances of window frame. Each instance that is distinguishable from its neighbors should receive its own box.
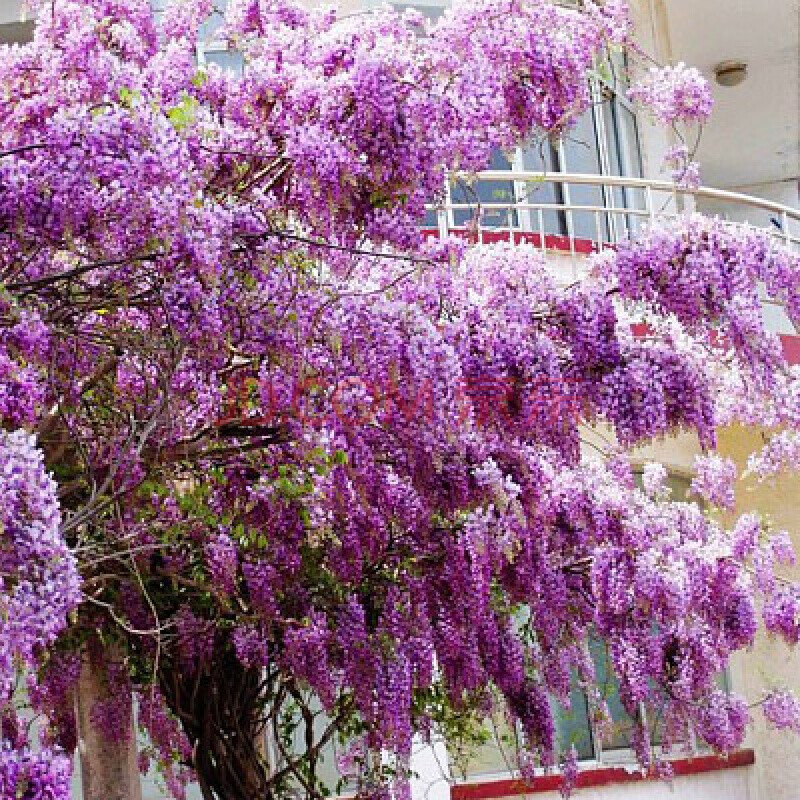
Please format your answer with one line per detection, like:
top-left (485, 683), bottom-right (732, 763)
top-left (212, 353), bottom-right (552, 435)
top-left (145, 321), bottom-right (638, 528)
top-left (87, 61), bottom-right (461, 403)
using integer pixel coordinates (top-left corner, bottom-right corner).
top-left (439, 66), bottom-right (645, 244)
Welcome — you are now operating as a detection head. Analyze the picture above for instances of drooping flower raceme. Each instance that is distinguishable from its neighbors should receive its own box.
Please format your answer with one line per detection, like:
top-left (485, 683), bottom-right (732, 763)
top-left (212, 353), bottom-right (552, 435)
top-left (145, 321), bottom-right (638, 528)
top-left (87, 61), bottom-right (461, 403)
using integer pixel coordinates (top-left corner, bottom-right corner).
top-left (763, 690), bottom-right (800, 734)
top-left (0, 746), bottom-right (73, 800)
top-left (691, 454), bottom-right (737, 510)
top-left (0, 432), bottom-right (81, 700)
top-left (0, 432), bottom-right (80, 799)
top-left (0, 1), bottom-right (798, 798)
top-left (628, 62), bottom-right (714, 126)
top-left (663, 143), bottom-right (702, 190)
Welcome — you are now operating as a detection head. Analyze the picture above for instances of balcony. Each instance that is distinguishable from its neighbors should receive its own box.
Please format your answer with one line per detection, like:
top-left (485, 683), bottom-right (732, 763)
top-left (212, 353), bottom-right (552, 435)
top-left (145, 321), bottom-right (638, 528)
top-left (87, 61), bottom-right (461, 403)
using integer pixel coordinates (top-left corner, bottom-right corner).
top-left (424, 171), bottom-right (800, 257)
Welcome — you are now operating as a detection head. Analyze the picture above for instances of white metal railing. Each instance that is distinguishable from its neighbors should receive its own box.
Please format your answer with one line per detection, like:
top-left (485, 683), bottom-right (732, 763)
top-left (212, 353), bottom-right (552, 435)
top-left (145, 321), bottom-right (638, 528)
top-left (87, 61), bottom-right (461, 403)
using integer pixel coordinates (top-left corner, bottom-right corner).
top-left (426, 171), bottom-right (800, 258)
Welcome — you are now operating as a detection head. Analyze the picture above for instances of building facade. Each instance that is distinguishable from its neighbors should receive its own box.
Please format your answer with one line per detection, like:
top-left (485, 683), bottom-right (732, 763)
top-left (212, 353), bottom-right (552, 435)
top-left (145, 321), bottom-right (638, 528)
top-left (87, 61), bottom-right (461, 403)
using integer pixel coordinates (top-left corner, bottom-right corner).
top-left (0, 0), bottom-right (798, 798)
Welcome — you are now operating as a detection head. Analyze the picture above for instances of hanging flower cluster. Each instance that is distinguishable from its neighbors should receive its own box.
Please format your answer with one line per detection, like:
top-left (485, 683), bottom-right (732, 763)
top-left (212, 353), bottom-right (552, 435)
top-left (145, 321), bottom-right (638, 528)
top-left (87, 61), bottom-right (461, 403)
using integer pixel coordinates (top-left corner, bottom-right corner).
top-left (663, 143), bottom-right (702, 190)
top-left (0, 1), bottom-right (798, 799)
top-left (0, 746), bottom-right (73, 800)
top-left (628, 62), bottom-right (714, 126)
top-left (0, 432), bottom-right (81, 701)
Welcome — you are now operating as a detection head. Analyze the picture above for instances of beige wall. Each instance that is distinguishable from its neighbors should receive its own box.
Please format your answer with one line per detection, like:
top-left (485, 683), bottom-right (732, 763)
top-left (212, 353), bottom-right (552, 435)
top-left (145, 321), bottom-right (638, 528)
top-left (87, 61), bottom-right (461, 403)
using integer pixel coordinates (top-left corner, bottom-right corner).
top-left (717, 426), bottom-right (800, 800)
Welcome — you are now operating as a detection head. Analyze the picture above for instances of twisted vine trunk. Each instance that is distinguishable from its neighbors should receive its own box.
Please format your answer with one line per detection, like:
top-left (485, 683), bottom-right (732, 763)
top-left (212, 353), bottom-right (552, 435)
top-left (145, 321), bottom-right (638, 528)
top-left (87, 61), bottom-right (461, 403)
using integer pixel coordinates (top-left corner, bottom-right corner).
top-left (159, 650), bottom-right (271, 800)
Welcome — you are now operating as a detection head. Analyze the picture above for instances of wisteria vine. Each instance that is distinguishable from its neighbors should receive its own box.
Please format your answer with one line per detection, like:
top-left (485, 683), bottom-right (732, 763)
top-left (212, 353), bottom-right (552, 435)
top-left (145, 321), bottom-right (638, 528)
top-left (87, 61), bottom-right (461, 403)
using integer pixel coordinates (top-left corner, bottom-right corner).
top-left (0, 1), bottom-right (799, 799)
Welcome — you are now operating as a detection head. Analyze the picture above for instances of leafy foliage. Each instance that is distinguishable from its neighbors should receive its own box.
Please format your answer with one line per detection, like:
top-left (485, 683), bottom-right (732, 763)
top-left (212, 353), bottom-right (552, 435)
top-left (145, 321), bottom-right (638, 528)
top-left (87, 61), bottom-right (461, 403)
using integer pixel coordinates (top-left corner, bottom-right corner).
top-left (0, 1), bottom-right (799, 799)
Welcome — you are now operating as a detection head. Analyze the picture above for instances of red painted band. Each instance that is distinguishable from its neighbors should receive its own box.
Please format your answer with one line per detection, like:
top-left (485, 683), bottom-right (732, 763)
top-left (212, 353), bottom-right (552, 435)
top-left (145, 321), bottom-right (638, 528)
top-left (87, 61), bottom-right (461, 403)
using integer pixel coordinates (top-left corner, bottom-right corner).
top-left (450, 749), bottom-right (756, 800)
top-left (781, 334), bottom-right (800, 365)
top-left (421, 228), bottom-right (599, 254)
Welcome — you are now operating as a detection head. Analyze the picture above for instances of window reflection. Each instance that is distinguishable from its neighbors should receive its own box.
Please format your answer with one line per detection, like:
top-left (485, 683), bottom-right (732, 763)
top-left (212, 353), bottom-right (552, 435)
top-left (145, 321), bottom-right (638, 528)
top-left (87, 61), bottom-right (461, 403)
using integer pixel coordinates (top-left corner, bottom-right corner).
top-left (520, 137), bottom-right (566, 238)
top-left (203, 48), bottom-right (244, 73)
top-left (451, 149), bottom-right (519, 230)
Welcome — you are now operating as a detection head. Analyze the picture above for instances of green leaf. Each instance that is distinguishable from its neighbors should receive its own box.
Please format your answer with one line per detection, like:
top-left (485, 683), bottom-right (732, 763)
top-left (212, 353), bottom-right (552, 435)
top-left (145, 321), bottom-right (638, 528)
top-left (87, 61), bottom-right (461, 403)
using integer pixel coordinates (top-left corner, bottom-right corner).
top-left (117, 86), bottom-right (141, 108)
top-left (332, 449), bottom-right (349, 466)
top-left (167, 95), bottom-right (199, 132)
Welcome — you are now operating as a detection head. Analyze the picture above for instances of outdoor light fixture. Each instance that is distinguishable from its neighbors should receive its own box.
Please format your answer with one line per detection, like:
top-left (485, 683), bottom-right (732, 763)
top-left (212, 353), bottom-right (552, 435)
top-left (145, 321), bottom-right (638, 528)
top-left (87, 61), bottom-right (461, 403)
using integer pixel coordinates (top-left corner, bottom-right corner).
top-left (714, 60), bottom-right (748, 87)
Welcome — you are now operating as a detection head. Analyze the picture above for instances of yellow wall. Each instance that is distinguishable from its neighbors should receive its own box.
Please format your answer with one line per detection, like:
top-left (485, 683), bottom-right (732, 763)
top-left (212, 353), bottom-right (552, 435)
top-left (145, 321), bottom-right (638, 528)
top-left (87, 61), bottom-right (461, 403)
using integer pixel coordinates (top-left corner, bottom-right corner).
top-left (717, 426), bottom-right (800, 800)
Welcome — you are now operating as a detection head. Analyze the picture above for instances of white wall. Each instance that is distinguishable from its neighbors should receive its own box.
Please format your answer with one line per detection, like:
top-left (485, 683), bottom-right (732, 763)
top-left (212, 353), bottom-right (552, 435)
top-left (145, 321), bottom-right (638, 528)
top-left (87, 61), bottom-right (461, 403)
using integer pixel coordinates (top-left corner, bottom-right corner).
top-left (0, 0), bottom-right (23, 25)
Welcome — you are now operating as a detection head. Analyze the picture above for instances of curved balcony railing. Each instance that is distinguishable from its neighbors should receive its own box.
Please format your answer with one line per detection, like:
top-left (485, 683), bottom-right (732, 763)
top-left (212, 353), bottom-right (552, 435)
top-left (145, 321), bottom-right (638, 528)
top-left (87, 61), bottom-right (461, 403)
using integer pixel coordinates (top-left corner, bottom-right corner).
top-left (424, 171), bottom-right (800, 258)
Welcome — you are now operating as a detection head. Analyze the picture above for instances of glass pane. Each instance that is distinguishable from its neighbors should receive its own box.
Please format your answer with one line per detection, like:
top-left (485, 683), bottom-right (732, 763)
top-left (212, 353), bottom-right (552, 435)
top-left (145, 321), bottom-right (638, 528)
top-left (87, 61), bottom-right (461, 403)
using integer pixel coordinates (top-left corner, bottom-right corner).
top-left (449, 690), bottom-right (595, 778)
top-left (617, 104), bottom-right (643, 179)
top-left (282, 696), bottom-right (359, 796)
top-left (602, 100), bottom-right (645, 239)
top-left (199, 8), bottom-right (226, 42)
top-left (519, 139), bottom-right (565, 236)
top-left (763, 300), bottom-right (796, 334)
top-left (447, 706), bottom-right (519, 781)
top-left (421, 208), bottom-right (440, 229)
top-left (603, 100), bottom-right (623, 180)
top-left (617, 103), bottom-right (645, 235)
top-left (603, 47), bottom-right (631, 94)
top-left (553, 682), bottom-right (595, 760)
top-left (313, 722), bottom-right (357, 796)
top-left (561, 108), bottom-right (607, 241)
top-left (451, 149), bottom-right (517, 229)
top-left (204, 49), bottom-right (244, 73)
top-left (589, 635), bottom-right (636, 751)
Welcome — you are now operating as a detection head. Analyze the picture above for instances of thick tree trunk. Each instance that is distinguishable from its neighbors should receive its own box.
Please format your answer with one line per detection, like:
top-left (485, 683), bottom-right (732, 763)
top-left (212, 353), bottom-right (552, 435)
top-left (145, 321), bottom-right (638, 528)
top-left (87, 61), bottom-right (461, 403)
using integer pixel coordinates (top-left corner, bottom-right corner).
top-left (159, 650), bottom-right (271, 800)
top-left (75, 653), bottom-right (142, 800)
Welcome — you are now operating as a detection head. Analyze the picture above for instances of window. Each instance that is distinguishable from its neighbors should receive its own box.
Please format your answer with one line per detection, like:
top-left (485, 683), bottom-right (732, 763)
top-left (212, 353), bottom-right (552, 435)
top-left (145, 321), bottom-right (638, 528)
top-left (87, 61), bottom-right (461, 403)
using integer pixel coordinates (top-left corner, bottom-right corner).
top-left (518, 137), bottom-right (565, 238)
top-left (588, 634), bottom-right (642, 754)
top-left (554, 679), bottom-right (596, 761)
top-left (558, 106), bottom-right (608, 241)
top-left (446, 677), bottom-right (597, 781)
top-left (439, 49), bottom-right (644, 245)
top-left (388, 1), bottom-right (449, 23)
top-left (445, 471), bottom-right (734, 784)
top-left (279, 701), bottom-right (360, 797)
top-left (358, 1), bottom-right (644, 244)
top-left (446, 697), bottom-right (519, 781)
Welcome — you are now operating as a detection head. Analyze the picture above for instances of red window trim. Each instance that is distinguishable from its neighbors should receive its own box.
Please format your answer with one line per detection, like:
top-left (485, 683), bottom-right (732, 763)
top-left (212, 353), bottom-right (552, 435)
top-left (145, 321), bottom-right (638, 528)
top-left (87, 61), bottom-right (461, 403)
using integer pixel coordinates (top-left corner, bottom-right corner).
top-left (421, 228), bottom-right (600, 255)
top-left (782, 334), bottom-right (800, 365)
top-left (450, 749), bottom-right (755, 800)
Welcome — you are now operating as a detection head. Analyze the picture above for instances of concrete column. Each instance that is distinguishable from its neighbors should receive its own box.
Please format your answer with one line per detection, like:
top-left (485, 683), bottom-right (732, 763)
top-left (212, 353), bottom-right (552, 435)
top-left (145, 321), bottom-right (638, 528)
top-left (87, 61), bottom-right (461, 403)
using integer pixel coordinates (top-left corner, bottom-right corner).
top-left (410, 735), bottom-right (452, 800)
top-left (74, 653), bottom-right (142, 800)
